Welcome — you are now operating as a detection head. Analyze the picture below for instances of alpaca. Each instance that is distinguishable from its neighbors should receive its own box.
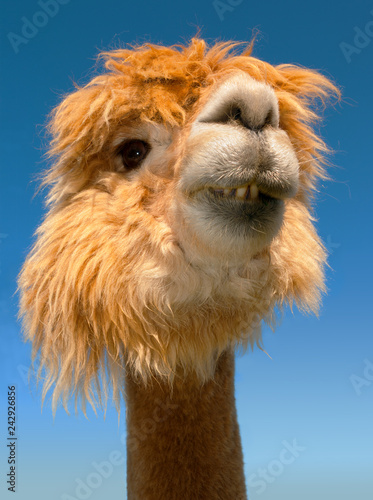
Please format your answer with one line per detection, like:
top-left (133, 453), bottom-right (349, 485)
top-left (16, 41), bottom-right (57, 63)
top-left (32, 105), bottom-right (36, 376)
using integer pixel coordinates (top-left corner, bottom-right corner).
top-left (18, 39), bottom-right (338, 499)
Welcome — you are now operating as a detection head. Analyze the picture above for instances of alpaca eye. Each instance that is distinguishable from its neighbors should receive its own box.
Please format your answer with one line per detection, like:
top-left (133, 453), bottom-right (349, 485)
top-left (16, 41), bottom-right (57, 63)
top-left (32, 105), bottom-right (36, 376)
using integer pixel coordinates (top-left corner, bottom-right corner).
top-left (120, 140), bottom-right (150, 170)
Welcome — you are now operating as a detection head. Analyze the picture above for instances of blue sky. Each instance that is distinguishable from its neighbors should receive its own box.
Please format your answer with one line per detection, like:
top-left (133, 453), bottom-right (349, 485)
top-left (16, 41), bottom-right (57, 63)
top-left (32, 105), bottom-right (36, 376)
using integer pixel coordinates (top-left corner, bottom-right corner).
top-left (1, 0), bottom-right (372, 499)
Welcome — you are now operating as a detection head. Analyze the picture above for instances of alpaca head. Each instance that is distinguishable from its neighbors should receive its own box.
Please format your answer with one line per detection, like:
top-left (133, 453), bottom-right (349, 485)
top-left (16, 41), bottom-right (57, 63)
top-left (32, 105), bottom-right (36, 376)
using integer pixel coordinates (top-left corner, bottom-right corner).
top-left (18, 39), bottom-right (338, 412)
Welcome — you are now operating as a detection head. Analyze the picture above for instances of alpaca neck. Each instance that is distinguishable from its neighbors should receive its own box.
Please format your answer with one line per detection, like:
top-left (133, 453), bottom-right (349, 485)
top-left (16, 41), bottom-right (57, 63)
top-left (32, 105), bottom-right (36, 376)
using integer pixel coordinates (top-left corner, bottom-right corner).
top-left (125, 350), bottom-right (247, 500)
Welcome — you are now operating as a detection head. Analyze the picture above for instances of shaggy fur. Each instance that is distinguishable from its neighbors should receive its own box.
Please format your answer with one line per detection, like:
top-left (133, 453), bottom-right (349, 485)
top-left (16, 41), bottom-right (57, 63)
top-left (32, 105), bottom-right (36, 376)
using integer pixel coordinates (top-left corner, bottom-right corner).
top-left (18, 39), bottom-right (338, 411)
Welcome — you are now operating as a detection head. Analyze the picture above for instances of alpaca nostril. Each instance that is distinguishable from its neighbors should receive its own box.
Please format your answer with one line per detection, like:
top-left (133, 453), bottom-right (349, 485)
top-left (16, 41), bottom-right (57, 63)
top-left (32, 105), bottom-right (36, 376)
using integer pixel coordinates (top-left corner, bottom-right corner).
top-left (219, 101), bottom-right (275, 131)
top-left (197, 73), bottom-right (280, 131)
top-left (224, 99), bottom-right (276, 131)
top-left (230, 105), bottom-right (242, 123)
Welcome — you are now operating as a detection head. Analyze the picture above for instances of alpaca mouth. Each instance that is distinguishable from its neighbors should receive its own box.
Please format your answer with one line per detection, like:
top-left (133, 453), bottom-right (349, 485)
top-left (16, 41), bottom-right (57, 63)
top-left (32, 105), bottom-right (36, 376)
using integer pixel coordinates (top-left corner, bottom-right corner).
top-left (194, 182), bottom-right (283, 230)
top-left (208, 182), bottom-right (260, 201)
top-left (199, 175), bottom-right (289, 205)
top-left (184, 163), bottom-right (298, 205)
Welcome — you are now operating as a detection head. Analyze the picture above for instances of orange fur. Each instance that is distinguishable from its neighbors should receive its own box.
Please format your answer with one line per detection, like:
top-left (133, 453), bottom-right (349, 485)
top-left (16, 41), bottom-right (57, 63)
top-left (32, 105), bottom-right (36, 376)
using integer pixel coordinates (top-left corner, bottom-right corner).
top-left (18, 38), bottom-right (339, 413)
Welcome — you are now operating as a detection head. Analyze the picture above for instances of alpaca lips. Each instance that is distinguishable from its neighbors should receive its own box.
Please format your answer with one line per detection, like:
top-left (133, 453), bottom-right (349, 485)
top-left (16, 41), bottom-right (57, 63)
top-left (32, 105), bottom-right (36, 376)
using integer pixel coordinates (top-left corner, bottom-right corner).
top-left (208, 182), bottom-right (259, 201)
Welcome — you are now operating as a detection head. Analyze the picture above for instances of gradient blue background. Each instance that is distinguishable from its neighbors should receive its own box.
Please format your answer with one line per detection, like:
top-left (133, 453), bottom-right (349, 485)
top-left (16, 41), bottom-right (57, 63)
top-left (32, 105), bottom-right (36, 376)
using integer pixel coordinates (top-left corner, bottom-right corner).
top-left (1, 0), bottom-right (372, 499)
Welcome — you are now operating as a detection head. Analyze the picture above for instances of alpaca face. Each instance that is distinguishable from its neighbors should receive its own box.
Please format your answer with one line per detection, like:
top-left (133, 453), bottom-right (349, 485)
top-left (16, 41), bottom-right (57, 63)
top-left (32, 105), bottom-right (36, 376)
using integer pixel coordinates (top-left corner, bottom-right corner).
top-left (107, 72), bottom-right (300, 267)
top-left (18, 40), bottom-right (338, 409)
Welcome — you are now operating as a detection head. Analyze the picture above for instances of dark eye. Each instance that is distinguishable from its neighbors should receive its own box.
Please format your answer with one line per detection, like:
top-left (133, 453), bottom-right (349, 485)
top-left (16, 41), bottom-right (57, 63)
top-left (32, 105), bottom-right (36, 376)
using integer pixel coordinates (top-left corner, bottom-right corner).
top-left (120, 140), bottom-right (150, 170)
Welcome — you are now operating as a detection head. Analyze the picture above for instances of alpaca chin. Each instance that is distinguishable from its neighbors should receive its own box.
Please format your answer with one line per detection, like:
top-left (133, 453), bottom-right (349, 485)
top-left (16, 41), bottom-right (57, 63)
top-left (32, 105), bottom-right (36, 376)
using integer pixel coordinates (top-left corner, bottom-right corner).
top-left (171, 194), bottom-right (285, 265)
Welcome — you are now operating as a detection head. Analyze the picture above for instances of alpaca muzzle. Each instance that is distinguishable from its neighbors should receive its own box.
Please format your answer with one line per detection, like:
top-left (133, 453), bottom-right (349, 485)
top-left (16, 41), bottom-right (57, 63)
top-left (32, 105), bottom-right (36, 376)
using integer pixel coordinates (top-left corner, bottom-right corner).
top-left (180, 72), bottom-right (299, 201)
top-left (176, 72), bottom-right (300, 256)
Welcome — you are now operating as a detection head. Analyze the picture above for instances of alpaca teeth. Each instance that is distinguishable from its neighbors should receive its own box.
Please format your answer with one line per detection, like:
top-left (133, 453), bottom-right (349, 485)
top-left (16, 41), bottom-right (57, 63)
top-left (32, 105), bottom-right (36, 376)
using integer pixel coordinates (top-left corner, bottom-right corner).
top-left (209, 183), bottom-right (259, 201)
top-left (236, 186), bottom-right (247, 199)
top-left (250, 183), bottom-right (259, 200)
top-left (222, 188), bottom-right (237, 197)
